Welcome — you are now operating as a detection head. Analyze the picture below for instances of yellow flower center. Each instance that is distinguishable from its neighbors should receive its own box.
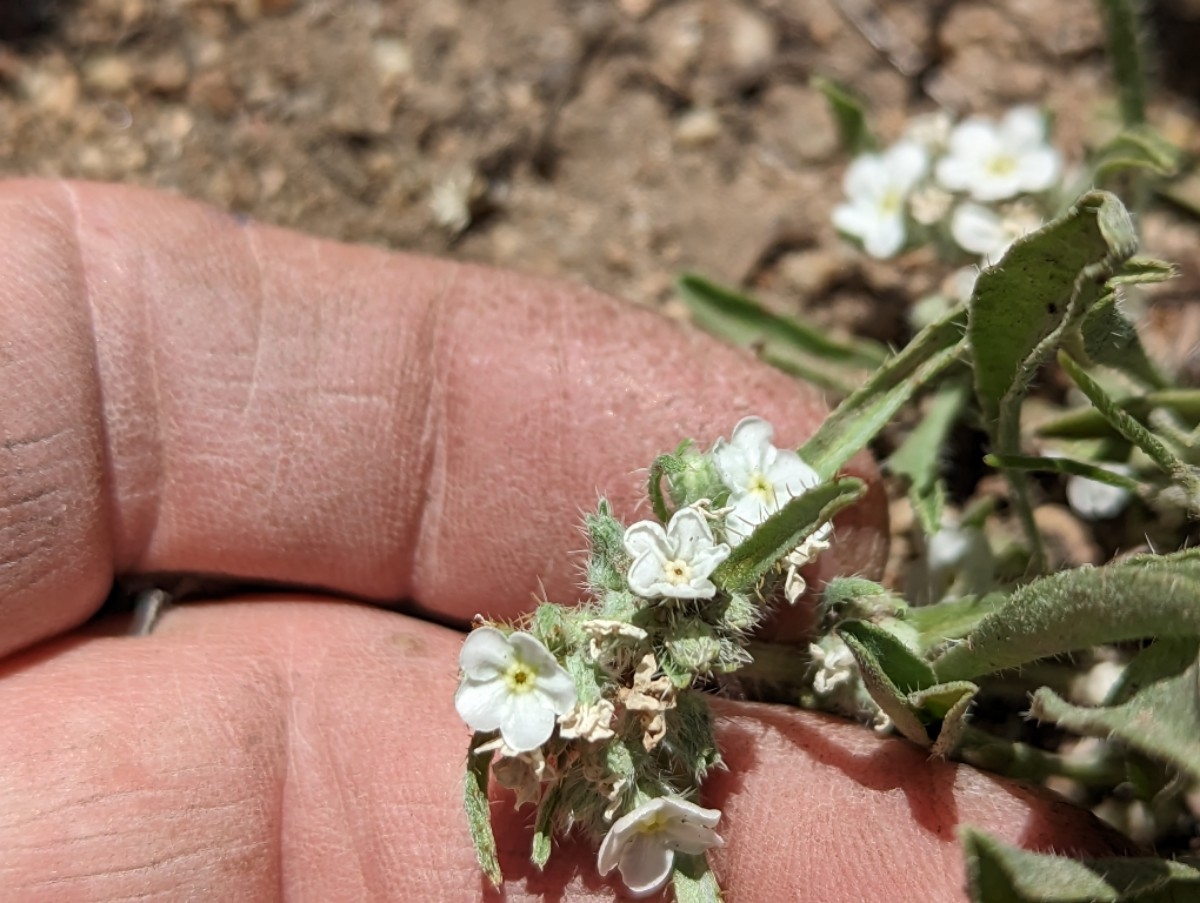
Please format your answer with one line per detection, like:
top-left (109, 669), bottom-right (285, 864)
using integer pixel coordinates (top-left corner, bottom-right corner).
top-left (664, 558), bottom-right (692, 585)
top-left (637, 810), bottom-right (670, 835)
top-left (879, 188), bottom-right (903, 216)
top-left (747, 472), bottom-right (775, 505)
top-left (986, 154), bottom-right (1017, 177)
top-left (504, 660), bottom-right (538, 694)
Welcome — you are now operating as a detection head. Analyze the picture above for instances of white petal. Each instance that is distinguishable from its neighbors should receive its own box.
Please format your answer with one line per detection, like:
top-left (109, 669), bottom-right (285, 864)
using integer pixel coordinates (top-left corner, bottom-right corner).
top-left (832, 201), bottom-right (878, 241)
top-left (861, 215), bottom-right (905, 259)
top-left (1000, 105), bottom-right (1047, 150)
top-left (885, 141), bottom-right (929, 190)
top-left (623, 520), bottom-right (671, 559)
top-left (724, 493), bottom-right (773, 547)
top-left (1014, 148), bottom-right (1061, 193)
top-left (729, 416), bottom-right (775, 461)
top-left (935, 155), bottom-right (980, 193)
top-left (454, 677), bottom-right (511, 733)
top-left (534, 666), bottom-right (578, 716)
top-left (666, 507), bottom-right (716, 555)
top-left (951, 203), bottom-right (1006, 255)
top-left (501, 690), bottom-right (558, 752)
top-left (458, 627), bottom-right (514, 680)
top-left (1067, 467), bottom-right (1133, 521)
top-left (765, 449), bottom-right (821, 498)
top-left (617, 835), bottom-right (675, 899)
top-left (687, 544), bottom-right (731, 581)
top-left (842, 154), bottom-right (890, 200)
top-left (947, 119), bottom-right (1000, 159)
top-left (507, 631), bottom-right (558, 670)
top-left (661, 822), bottom-right (724, 855)
top-left (661, 797), bottom-right (721, 828)
top-left (628, 550), bottom-right (667, 597)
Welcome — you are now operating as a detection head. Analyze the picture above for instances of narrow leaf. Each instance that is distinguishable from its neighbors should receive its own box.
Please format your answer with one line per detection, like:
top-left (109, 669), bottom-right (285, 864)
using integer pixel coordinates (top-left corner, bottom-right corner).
top-left (530, 784), bottom-right (560, 870)
top-left (811, 75), bottom-right (875, 154)
top-left (676, 273), bottom-right (887, 368)
top-left (1096, 0), bottom-right (1150, 125)
top-left (1030, 638), bottom-right (1200, 782)
top-left (838, 623), bottom-right (931, 747)
top-left (983, 453), bottom-right (1140, 489)
top-left (1074, 289), bottom-right (1167, 389)
top-left (712, 477), bottom-right (865, 592)
top-left (800, 305), bottom-right (967, 481)
top-left (933, 549), bottom-right (1200, 682)
top-left (837, 620), bottom-right (934, 693)
top-left (464, 733), bottom-right (502, 887)
top-left (918, 681), bottom-right (978, 758)
top-left (1037, 389), bottom-right (1200, 439)
top-left (887, 379), bottom-right (969, 535)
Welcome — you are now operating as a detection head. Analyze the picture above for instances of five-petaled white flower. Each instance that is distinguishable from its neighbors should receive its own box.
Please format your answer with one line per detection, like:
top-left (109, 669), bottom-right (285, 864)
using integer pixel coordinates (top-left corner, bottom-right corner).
top-left (832, 141), bottom-right (928, 258)
top-left (597, 796), bottom-right (724, 898)
top-left (935, 106), bottom-right (1061, 202)
top-left (712, 416), bottom-right (826, 548)
top-left (950, 201), bottom-right (1043, 265)
top-left (624, 507), bottom-right (731, 599)
top-left (454, 627), bottom-right (577, 753)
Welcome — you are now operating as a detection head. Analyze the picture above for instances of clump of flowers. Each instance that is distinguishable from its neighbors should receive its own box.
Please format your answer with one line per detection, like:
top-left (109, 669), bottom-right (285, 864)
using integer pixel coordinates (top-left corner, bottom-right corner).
top-left (454, 416), bottom-right (856, 899)
top-left (833, 105), bottom-right (1065, 293)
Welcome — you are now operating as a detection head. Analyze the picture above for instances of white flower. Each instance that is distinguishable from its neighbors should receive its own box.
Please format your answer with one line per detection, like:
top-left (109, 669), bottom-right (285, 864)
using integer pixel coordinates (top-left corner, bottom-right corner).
top-left (832, 141), bottom-right (928, 258)
top-left (936, 106), bottom-right (1061, 202)
top-left (950, 201), bottom-right (1043, 265)
top-left (597, 796), bottom-right (724, 898)
top-left (712, 416), bottom-right (827, 548)
top-left (1067, 464), bottom-right (1134, 521)
top-left (624, 507), bottom-right (731, 599)
top-left (454, 627), bottom-right (577, 752)
top-left (926, 522), bottom-right (994, 600)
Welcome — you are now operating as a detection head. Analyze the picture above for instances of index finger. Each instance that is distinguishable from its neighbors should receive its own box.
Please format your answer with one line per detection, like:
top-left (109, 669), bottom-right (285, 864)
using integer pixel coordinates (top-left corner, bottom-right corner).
top-left (0, 179), bottom-right (886, 657)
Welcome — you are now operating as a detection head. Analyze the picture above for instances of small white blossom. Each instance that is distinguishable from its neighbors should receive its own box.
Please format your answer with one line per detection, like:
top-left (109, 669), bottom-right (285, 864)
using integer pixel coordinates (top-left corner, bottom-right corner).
top-left (597, 796), bottom-right (724, 898)
top-left (1067, 464), bottom-right (1134, 521)
top-left (454, 627), bottom-right (577, 752)
top-left (624, 507), bottom-right (731, 599)
top-left (927, 521), bottom-right (993, 599)
top-left (832, 141), bottom-right (929, 258)
top-left (712, 416), bottom-right (827, 548)
top-left (946, 265), bottom-right (980, 303)
top-left (809, 640), bottom-right (857, 696)
top-left (950, 201), bottom-right (1043, 265)
top-left (936, 106), bottom-right (1061, 202)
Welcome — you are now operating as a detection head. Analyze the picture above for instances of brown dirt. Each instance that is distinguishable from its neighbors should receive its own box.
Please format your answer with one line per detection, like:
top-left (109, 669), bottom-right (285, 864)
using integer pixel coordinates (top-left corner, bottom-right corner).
top-left (3, 0), bottom-right (1199, 357)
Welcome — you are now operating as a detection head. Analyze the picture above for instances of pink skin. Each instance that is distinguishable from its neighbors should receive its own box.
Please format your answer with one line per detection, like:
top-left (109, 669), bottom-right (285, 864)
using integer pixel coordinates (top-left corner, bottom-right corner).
top-left (0, 181), bottom-right (1125, 900)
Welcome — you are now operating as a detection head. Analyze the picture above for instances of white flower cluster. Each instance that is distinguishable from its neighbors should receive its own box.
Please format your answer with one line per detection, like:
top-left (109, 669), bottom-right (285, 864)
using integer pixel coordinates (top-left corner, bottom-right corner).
top-left (833, 106), bottom-right (1063, 286)
top-left (453, 415), bottom-right (833, 897)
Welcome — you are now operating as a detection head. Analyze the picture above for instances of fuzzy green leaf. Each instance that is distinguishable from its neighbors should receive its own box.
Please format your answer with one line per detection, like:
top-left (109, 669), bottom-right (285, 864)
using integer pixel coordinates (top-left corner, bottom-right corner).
top-left (1096, 0), bottom-right (1150, 126)
top-left (800, 304), bottom-right (967, 481)
top-left (530, 783), bottom-right (560, 870)
top-left (1059, 351), bottom-right (1200, 503)
top-left (1030, 638), bottom-right (1200, 782)
top-left (712, 477), bottom-right (865, 592)
top-left (962, 827), bottom-right (1200, 903)
top-left (1037, 389), bottom-right (1200, 439)
top-left (811, 75), bottom-right (875, 155)
top-left (915, 681), bottom-right (979, 758)
top-left (887, 379), bottom-right (969, 535)
top-left (676, 274), bottom-right (887, 382)
top-left (1092, 127), bottom-right (1184, 182)
top-left (464, 733), bottom-right (502, 887)
top-left (672, 853), bottom-right (724, 903)
top-left (983, 453), bottom-right (1140, 489)
top-left (837, 620), bottom-right (934, 693)
top-left (933, 549), bottom-right (1200, 682)
top-left (838, 622), bottom-right (931, 746)
top-left (1074, 289), bottom-right (1168, 389)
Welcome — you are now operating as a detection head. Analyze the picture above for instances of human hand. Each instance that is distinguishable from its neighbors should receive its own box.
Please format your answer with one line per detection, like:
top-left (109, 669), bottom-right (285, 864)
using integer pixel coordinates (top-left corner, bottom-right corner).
top-left (0, 181), bottom-right (1125, 900)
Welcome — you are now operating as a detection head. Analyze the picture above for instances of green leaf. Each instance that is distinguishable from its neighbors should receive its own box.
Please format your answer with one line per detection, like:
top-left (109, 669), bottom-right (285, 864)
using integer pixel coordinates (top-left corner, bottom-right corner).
top-left (1096, 0), bottom-right (1150, 126)
top-left (1030, 638), bottom-right (1200, 782)
top-left (1037, 389), bottom-right (1200, 440)
top-left (676, 274), bottom-right (887, 378)
top-left (1092, 127), bottom-right (1184, 182)
top-left (1059, 351), bottom-right (1200, 503)
top-left (464, 733), bottom-right (502, 887)
top-left (915, 681), bottom-right (978, 758)
top-left (811, 75), bottom-right (875, 155)
top-left (838, 620), bottom-right (934, 693)
top-left (887, 379), bottom-right (970, 535)
top-left (712, 477), bottom-right (865, 592)
top-left (671, 853), bottom-right (724, 903)
top-left (962, 828), bottom-right (1200, 903)
top-left (837, 621), bottom-right (931, 746)
top-left (800, 304), bottom-right (968, 481)
top-left (1074, 289), bottom-right (1168, 389)
top-left (932, 549), bottom-right (1200, 682)
top-left (530, 783), bottom-right (560, 870)
top-left (968, 190), bottom-right (1139, 568)
top-left (983, 453), bottom-right (1140, 489)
